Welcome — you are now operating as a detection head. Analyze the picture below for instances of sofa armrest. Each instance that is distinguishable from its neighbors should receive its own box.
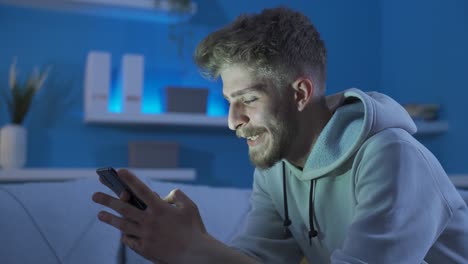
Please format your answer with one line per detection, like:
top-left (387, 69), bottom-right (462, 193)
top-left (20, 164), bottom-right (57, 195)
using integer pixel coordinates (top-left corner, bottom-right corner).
top-left (0, 178), bottom-right (122, 263)
top-left (0, 187), bottom-right (60, 263)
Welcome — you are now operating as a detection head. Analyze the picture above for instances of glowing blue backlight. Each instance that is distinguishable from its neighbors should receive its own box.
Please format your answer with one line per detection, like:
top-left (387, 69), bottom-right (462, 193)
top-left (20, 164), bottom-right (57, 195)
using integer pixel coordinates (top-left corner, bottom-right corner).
top-left (109, 69), bottom-right (123, 113)
top-left (108, 66), bottom-right (228, 117)
top-left (142, 79), bottom-right (164, 114)
top-left (207, 95), bottom-right (228, 116)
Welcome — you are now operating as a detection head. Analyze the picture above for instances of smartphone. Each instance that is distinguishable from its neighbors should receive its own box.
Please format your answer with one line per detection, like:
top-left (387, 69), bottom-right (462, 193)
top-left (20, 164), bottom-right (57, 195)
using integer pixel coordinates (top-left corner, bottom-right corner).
top-left (96, 167), bottom-right (147, 210)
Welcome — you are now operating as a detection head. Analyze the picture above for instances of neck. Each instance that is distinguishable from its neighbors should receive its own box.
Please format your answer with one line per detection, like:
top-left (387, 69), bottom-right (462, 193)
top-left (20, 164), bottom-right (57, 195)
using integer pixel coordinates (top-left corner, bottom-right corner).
top-left (286, 98), bottom-right (333, 169)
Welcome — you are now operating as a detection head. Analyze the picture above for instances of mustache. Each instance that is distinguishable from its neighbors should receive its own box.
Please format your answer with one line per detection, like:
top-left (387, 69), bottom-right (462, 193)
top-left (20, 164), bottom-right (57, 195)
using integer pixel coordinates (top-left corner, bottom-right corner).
top-left (236, 127), bottom-right (266, 138)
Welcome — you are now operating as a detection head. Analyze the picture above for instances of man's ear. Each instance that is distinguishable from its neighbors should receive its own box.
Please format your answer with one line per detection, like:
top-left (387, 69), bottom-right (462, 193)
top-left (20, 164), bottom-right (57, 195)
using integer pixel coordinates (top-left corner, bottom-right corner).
top-left (292, 77), bottom-right (314, 111)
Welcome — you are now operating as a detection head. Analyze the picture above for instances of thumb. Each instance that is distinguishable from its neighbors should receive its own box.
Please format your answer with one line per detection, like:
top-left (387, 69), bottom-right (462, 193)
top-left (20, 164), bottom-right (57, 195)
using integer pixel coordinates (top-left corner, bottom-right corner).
top-left (165, 189), bottom-right (207, 233)
top-left (164, 188), bottom-right (191, 208)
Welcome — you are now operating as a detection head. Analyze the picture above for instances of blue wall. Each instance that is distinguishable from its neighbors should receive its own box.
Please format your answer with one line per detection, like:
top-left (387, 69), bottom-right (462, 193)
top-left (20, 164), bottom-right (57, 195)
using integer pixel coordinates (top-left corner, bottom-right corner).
top-left (381, 0), bottom-right (468, 174)
top-left (10, 0), bottom-right (463, 188)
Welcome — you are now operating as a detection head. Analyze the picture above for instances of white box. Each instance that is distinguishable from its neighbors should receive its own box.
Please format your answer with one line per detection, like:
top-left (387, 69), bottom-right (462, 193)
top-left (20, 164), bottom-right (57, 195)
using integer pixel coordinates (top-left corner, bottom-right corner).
top-left (121, 54), bottom-right (144, 114)
top-left (84, 51), bottom-right (111, 115)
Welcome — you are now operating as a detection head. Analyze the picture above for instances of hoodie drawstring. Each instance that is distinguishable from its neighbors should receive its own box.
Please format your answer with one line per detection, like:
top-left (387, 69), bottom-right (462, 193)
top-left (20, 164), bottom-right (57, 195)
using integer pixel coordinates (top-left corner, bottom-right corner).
top-left (282, 162), bottom-right (292, 237)
top-left (308, 179), bottom-right (318, 244)
top-left (282, 162), bottom-right (318, 245)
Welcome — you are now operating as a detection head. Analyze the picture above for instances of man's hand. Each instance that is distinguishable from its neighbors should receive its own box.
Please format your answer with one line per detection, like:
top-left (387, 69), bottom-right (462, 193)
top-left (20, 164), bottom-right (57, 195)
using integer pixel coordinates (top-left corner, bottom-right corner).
top-left (92, 169), bottom-right (208, 264)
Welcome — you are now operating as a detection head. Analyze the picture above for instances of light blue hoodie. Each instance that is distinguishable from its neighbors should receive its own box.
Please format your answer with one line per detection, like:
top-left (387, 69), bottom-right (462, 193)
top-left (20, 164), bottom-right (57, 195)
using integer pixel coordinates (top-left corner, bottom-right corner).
top-left (230, 88), bottom-right (468, 263)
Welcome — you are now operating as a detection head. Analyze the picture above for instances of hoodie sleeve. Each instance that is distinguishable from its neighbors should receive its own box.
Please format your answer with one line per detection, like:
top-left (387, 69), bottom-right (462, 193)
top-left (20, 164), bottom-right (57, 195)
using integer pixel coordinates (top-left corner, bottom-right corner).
top-left (229, 169), bottom-right (304, 264)
top-left (331, 136), bottom-right (454, 264)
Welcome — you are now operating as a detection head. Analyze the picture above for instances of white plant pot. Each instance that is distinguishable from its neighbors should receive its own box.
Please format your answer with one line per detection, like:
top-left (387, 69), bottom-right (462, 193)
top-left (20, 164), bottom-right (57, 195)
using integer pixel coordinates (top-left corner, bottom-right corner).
top-left (0, 124), bottom-right (27, 169)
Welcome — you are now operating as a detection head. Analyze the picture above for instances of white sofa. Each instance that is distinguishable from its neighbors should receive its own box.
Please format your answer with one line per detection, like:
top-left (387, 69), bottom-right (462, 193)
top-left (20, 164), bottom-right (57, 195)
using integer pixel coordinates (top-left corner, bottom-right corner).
top-left (0, 177), bottom-right (252, 264)
top-left (1, 175), bottom-right (468, 264)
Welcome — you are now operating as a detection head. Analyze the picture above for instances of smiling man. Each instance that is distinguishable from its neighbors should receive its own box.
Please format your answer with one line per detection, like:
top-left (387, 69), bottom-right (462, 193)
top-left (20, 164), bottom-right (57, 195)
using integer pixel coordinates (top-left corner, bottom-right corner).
top-left (92, 6), bottom-right (468, 264)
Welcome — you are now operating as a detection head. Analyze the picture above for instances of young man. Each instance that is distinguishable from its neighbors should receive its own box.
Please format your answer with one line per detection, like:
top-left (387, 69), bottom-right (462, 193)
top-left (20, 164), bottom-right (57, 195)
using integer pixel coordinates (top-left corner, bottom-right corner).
top-left (92, 6), bottom-right (468, 264)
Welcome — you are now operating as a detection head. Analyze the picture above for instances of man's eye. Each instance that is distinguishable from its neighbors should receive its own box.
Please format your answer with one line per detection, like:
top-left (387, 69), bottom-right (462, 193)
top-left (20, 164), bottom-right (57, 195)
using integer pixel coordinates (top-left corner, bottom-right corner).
top-left (243, 98), bottom-right (258, 104)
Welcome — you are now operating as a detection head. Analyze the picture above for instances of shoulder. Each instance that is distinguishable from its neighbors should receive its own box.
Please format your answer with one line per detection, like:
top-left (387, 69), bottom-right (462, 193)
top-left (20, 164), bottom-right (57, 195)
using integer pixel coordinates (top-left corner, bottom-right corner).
top-left (351, 127), bottom-right (438, 192)
top-left (356, 127), bottom-right (426, 162)
top-left (352, 128), bottom-right (463, 210)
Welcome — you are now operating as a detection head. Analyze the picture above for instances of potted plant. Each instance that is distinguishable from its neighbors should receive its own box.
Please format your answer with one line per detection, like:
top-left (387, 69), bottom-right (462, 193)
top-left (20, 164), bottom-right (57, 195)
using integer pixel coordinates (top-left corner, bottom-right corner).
top-left (0, 58), bottom-right (50, 169)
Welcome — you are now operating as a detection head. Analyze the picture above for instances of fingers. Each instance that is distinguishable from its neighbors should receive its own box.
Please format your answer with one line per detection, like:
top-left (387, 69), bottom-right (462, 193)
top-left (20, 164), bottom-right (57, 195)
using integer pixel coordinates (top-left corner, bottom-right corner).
top-left (164, 188), bottom-right (207, 233)
top-left (120, 190), bottom-right (131, 202)
top-left (98, 211), bottom-right (142, 237)
top-left (92, 192), bottom-right (145, 222)
top-left (117, 169), bottom-right (168, 209)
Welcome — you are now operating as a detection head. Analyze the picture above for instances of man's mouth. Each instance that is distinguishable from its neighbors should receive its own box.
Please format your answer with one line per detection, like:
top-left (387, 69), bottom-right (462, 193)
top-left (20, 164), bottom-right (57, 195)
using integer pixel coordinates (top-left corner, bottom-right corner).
top-left (247, 135), bottom-right (260, 141)
top-left (246, 133), bottom-right (264, 147)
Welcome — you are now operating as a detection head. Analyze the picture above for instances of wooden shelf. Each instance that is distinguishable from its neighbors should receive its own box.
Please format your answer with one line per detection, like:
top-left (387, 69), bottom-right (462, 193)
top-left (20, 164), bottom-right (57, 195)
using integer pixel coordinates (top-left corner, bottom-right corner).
top-left (85, 112), bottom-right (228, 127)
top-left (0, 168), bottom-right (196, 182)
top-left (414, 120), bottom-right (448, 135)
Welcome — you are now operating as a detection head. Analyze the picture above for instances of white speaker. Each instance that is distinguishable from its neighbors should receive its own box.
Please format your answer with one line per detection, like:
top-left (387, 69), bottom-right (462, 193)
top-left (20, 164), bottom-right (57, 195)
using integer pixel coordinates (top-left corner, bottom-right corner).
top-left (84, 51), bottom-right (111, 115)
top-left (121, 54), bottom-right (144, 114)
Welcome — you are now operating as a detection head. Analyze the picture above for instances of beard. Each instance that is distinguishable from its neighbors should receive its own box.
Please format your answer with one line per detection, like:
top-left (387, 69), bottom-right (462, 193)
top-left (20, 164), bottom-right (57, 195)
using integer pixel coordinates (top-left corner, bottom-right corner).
top-left (238, 98), bottom-right (299, 169)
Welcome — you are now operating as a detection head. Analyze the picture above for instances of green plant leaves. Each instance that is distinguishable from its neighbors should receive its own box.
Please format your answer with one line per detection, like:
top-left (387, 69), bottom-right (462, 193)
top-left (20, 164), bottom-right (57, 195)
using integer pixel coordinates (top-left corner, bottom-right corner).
top-left (4, 62), bottom-right (50, 124)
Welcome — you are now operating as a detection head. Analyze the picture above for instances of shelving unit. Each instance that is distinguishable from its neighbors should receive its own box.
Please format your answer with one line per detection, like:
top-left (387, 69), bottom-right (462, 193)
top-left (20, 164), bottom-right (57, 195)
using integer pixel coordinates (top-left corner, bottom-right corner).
top-left (0, 0), bottom-right (197, 23)
top-left (85, 111), bottom-right (449, 134)
top-left (414, 120), bottom-right (448, 135)
top-left (0, 168), bottom-right (196, 182)
top-left (85, 112), bottom-right (228, 127)
top-left (449, 175), bottom-right (468, 189)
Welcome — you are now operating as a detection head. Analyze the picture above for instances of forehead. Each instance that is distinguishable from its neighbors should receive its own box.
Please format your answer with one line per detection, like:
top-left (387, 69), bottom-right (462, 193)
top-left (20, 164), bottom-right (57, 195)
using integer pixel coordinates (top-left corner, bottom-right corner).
top-left (220, 65), bottom-right (259, 96)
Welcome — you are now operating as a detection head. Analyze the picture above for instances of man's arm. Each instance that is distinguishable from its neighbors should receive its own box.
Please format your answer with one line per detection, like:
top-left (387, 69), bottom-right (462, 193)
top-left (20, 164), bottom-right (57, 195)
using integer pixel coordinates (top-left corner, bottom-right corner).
top-left (331, 137), bottom-right (454, 263)
top-left (181, 233), bottom-right (260, 264)
top-left (92, 169), bottom-right (259, 264)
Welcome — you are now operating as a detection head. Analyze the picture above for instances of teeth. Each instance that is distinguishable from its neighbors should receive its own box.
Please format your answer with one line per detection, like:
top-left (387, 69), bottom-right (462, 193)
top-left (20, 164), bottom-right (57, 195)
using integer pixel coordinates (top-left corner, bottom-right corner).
top-left (247, 135), bottom-right (259, 141)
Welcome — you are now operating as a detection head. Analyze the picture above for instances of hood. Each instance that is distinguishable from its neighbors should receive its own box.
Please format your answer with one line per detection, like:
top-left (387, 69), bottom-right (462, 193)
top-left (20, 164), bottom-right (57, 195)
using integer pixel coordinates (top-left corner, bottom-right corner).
top-left (295, 88), bottom-right (417, 181)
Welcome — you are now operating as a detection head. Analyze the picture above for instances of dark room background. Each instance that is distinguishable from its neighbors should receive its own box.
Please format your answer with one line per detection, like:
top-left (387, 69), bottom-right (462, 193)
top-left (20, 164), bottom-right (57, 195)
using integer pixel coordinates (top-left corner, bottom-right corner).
top-left (0, 0), bottom-right (466, 188)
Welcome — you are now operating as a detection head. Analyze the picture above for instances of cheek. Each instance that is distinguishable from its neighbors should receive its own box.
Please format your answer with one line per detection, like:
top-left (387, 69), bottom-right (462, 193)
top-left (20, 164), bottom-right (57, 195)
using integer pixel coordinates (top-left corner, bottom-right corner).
top-left (245, 99), bottom-right (280, 129)
top-left (249, 110), bottom-right (274, 128)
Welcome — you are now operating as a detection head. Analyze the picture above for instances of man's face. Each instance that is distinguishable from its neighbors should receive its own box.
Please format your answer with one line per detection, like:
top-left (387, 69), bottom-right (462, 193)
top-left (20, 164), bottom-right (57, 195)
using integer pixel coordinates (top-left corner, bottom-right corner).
top-left (221, 66), bottom-right (298, 169)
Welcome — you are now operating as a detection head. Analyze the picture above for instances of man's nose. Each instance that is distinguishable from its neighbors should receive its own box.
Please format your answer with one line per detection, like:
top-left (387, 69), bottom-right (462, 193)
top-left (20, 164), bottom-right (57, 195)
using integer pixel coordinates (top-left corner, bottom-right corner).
top-left (228, 103), bottom-right (248, 131)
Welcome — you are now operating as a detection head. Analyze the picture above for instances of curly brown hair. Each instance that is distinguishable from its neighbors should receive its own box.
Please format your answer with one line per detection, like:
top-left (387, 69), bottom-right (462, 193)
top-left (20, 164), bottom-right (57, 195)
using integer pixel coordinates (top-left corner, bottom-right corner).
top-left (193, 6), bottom-right (327, 92)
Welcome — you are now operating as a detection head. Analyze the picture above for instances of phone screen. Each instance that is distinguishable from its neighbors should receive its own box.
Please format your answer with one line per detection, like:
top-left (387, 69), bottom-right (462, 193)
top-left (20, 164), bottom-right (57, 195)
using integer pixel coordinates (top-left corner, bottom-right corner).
top-left (96, 167), bottom-right (147, 210)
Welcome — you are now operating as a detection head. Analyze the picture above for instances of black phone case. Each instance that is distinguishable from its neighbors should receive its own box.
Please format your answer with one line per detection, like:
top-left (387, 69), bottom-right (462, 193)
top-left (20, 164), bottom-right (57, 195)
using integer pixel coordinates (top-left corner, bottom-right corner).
top-left (96, 167), bottom-right (147, 210)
